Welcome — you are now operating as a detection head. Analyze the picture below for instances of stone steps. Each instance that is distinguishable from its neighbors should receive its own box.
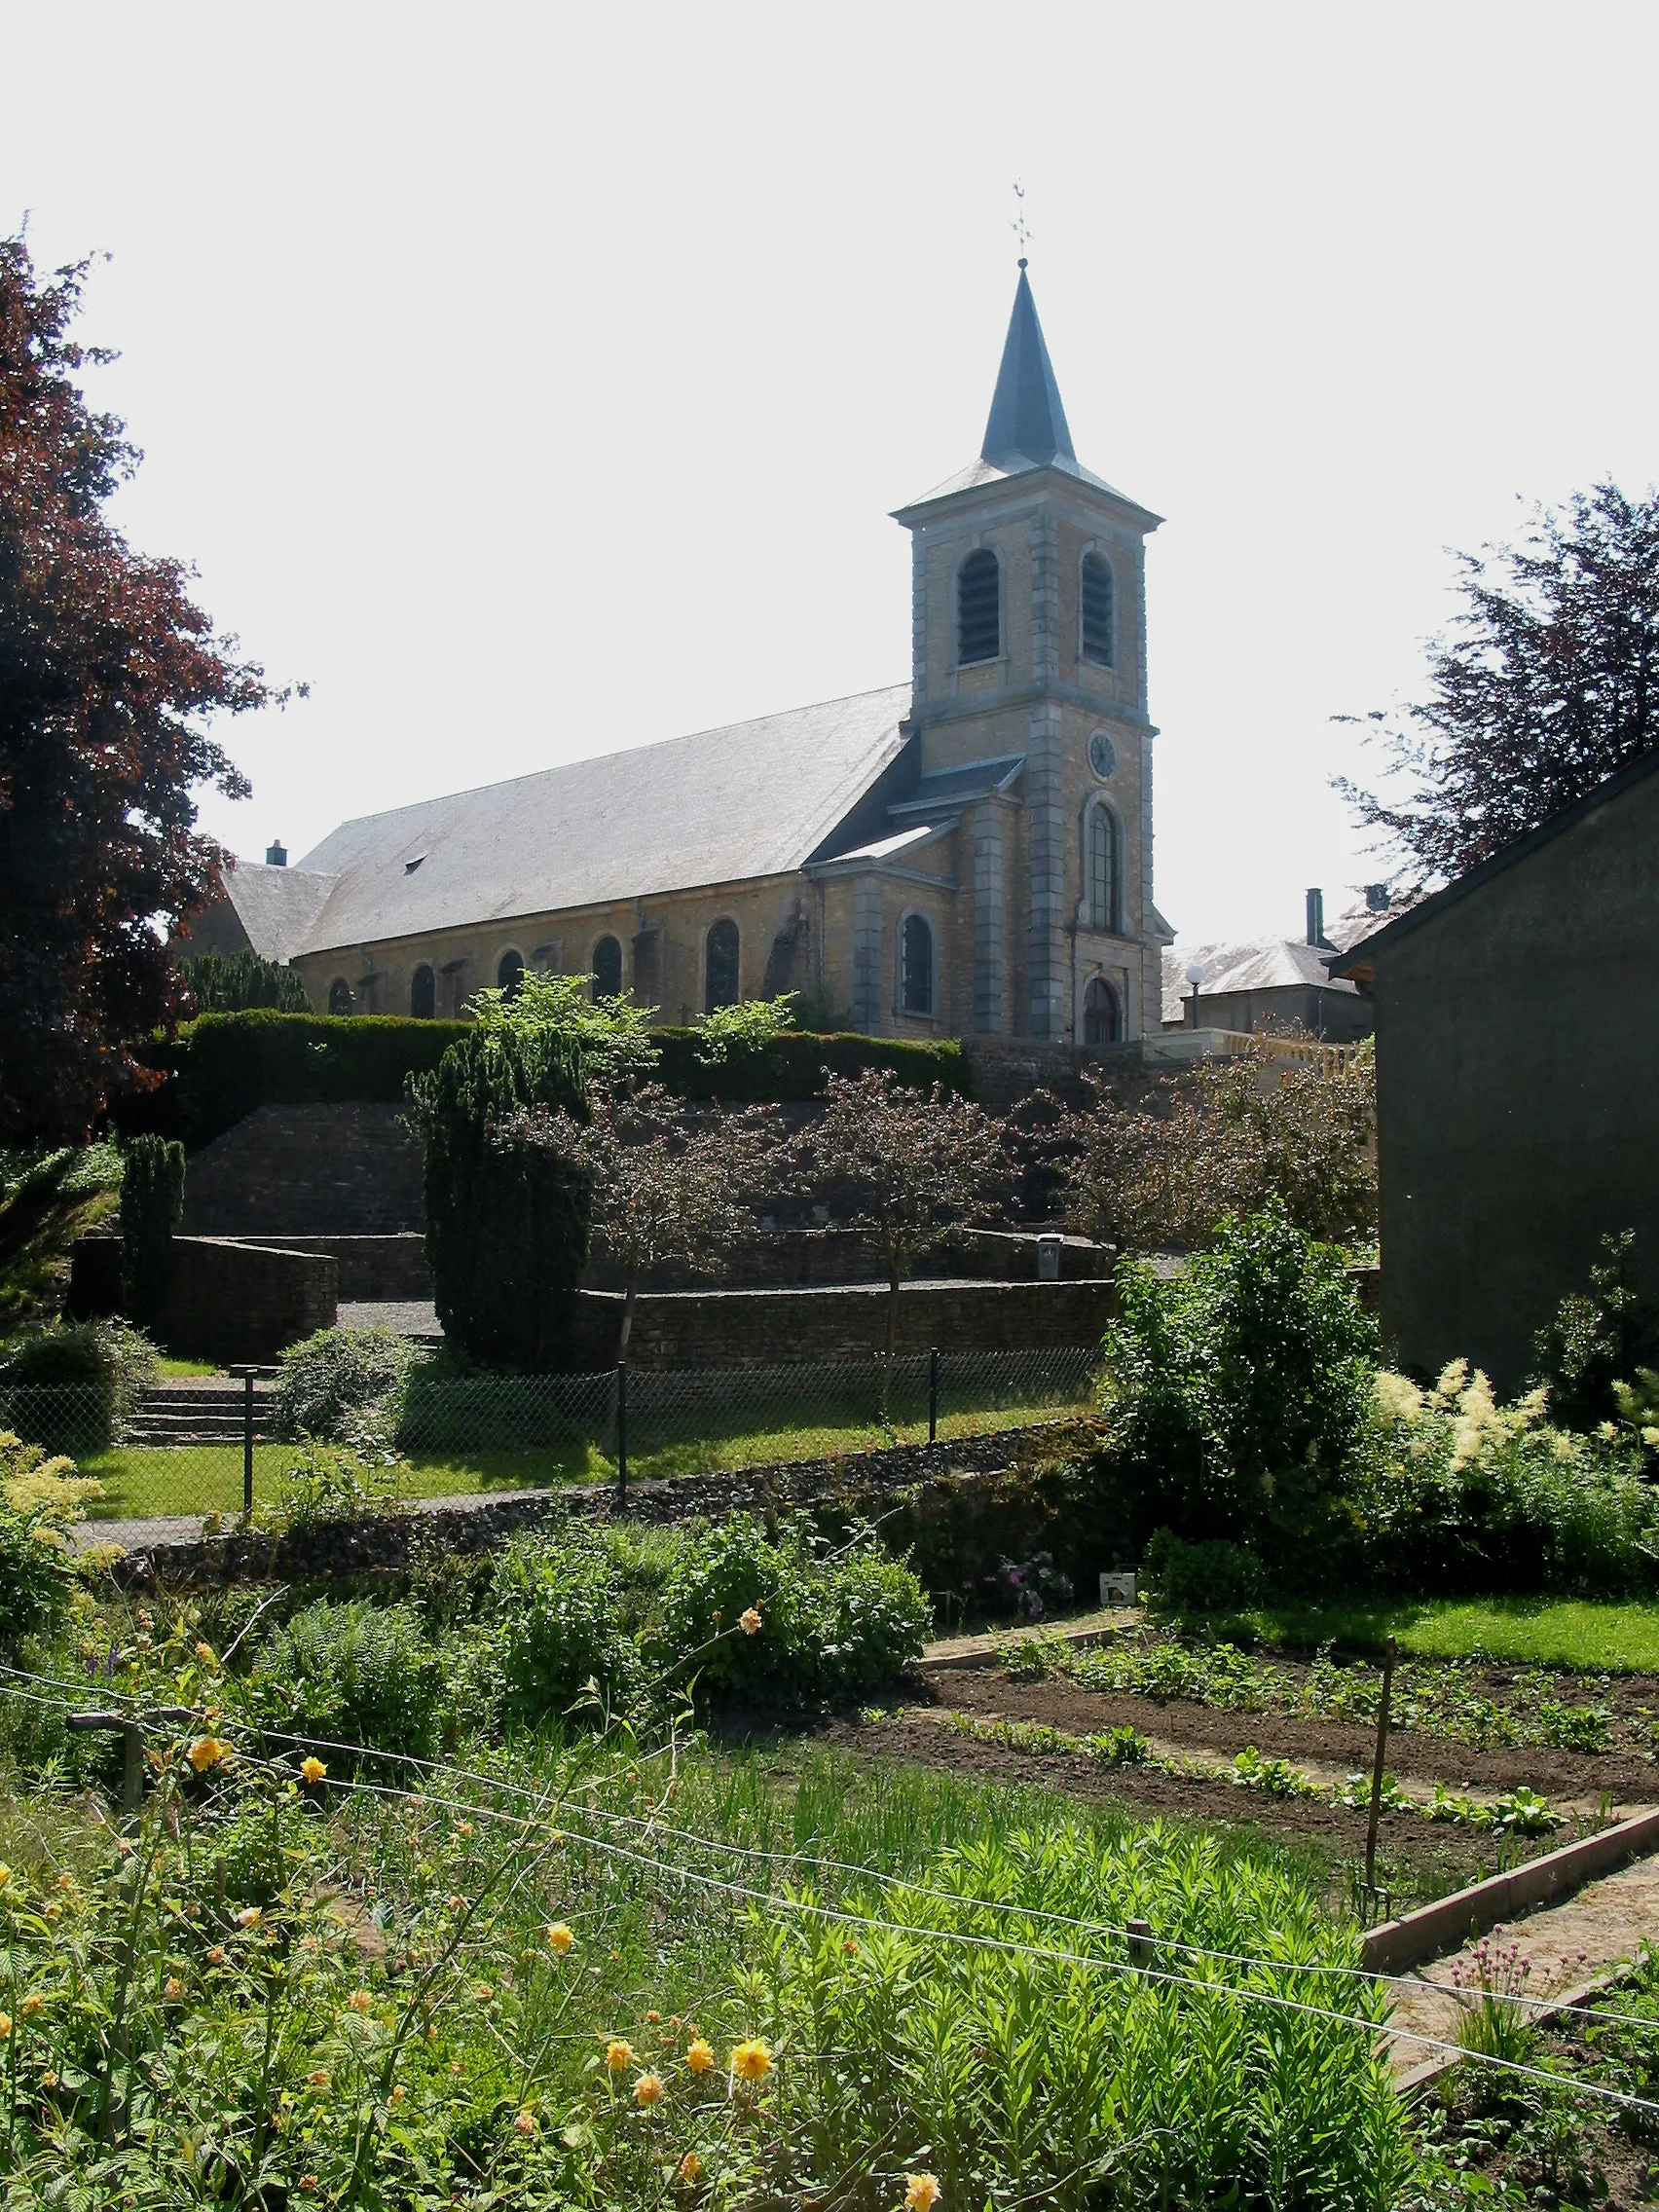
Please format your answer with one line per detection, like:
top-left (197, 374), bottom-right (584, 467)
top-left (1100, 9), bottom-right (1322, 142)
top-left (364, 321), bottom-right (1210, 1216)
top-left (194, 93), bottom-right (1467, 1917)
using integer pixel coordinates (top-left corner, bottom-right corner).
top-left (126, 1381), bottom-right (279, 1448)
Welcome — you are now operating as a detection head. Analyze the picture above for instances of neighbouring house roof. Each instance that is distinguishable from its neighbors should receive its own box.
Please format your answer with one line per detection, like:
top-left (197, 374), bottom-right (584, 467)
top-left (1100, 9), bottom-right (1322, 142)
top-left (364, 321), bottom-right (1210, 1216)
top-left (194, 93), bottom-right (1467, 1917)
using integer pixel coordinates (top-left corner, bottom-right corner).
top-left (211, 861), bottom-right (339, 963)
top-left (1328, 746), bottom-right (1659, 988)
top-left (1161, 938), bottom-right (1361, 1026)
top-left (282, 683), bottom-right (912, 957)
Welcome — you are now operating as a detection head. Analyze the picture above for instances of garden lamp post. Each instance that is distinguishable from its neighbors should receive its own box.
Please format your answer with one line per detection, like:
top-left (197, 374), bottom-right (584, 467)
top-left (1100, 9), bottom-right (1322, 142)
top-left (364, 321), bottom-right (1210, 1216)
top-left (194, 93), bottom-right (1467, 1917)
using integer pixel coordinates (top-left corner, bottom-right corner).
top-left (1185, 961), bottom-right (1204, 1030)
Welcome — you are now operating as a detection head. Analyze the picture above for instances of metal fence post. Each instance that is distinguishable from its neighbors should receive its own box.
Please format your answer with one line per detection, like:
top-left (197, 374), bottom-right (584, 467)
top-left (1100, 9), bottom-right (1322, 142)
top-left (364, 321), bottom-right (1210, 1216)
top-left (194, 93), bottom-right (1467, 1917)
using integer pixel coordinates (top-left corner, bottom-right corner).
top-left (615, 1361), bottom-right (628, 1507)
top-left (242, 1369), bottom-right (255, 1519)
top-left (928, 1346), bottom-right (940, 1444)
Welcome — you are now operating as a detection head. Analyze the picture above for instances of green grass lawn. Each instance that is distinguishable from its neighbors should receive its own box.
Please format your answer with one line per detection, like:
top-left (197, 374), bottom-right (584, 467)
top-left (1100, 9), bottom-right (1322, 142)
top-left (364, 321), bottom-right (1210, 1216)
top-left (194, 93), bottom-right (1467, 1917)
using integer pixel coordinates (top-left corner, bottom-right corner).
top-left (1189, 1594), bottom-right (1659, 1675)
top-left (77, 1391), bottom-right (1080, 1521)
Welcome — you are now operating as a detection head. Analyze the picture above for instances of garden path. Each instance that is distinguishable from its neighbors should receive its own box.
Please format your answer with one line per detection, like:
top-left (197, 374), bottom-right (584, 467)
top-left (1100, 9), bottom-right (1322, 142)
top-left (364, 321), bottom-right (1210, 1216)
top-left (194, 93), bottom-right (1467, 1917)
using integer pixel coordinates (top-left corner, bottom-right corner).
top-left (1385, 1851), bottom-right (1659, 2083)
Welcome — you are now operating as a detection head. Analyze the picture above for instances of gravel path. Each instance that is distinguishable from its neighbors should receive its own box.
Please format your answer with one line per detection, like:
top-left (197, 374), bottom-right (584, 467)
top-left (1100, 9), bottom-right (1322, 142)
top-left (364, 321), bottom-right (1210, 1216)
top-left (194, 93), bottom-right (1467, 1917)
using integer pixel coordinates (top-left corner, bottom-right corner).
top-left (336, 1301), bottom-right (442, 1336)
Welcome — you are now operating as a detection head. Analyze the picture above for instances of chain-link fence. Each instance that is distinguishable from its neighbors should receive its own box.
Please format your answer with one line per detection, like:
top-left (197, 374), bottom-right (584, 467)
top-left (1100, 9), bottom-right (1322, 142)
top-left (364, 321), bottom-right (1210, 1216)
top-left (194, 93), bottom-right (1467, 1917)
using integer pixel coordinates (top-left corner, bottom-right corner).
top-left (1, 1346), bottom-right (1102, 1528)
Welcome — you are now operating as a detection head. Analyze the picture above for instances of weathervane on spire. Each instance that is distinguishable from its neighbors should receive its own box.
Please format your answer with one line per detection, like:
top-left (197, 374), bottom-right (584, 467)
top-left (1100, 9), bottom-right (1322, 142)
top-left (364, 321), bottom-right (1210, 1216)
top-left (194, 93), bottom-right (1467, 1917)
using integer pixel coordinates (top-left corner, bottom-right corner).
top-left (1010, 179), bottom-right (1032, 268)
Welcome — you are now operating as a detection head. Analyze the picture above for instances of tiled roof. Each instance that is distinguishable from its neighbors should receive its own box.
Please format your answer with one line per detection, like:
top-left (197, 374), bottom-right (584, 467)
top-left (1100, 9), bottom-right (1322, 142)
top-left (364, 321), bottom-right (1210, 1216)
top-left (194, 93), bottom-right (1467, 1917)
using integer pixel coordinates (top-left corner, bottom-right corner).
top-left (287, 685), bottom-right (910, 956)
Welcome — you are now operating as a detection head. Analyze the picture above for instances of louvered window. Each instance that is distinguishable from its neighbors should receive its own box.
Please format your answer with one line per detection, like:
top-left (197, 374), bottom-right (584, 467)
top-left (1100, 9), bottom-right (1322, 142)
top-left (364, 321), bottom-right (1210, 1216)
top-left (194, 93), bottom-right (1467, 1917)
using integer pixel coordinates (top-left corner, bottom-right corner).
top-left (593, 936), bottom-right (623, 999)
top-left (410, 964), bottom-right (435, 1019)
top-left (957, 549), bottom-right (1001, 665)
top-left (1088, 803), bottom-right (1120, 934)
top-left (705, 919), bottom-right (740, 1012)
top-left (1081, 552), bottom-right (1116, 666)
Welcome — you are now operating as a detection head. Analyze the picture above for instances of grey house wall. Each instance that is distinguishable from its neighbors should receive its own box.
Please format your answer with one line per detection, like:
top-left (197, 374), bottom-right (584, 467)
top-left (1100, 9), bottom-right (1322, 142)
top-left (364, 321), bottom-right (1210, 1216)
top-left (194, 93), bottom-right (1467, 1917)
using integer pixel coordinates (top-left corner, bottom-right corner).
top-left (1373, 766), bottom-right (1659, 1392)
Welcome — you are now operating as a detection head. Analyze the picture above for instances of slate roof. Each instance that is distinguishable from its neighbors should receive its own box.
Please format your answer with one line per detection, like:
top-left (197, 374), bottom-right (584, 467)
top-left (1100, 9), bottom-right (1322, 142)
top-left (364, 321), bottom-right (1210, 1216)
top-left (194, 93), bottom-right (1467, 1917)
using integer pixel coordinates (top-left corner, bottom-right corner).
top-left (217, 862), bottom-right (339, 963)
top-left (284, 684), bottom-right (911, 956)
top-left (1161, 939), bottom-right (1361, 1026)
top-left (892, 267), bottom-right (1161, 524)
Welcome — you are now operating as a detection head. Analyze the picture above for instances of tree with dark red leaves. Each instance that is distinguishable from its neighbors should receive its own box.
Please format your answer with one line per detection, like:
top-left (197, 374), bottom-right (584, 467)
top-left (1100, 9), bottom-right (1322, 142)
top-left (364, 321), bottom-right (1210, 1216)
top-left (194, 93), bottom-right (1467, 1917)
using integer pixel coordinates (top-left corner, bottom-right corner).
top-left (0, 238), bottom-right (288, 1142)
top-left (1337, 483), bottom-right (1659, 894)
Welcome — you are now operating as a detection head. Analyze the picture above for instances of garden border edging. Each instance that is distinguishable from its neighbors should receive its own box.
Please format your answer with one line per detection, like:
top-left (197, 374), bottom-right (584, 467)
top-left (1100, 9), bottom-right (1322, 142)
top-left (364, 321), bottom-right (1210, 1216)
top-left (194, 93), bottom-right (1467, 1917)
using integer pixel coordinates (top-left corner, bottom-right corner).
top-left (1361, 1804), bottom-right (1659, 1976)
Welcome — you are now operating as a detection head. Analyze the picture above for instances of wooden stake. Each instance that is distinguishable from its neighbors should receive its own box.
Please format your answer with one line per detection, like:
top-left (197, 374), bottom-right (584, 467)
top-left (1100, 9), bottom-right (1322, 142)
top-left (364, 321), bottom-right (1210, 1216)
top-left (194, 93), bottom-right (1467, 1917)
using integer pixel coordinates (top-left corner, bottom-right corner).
top-left (1364, 1634), bottom-right (1396, 1916)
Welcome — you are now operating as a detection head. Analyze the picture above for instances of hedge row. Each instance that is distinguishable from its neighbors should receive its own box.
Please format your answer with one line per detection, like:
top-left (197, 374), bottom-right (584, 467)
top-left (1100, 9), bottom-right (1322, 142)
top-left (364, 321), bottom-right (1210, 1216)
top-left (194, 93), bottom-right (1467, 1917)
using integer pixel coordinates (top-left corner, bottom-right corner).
top-left (121, 1012), bottom-right (969, 1146)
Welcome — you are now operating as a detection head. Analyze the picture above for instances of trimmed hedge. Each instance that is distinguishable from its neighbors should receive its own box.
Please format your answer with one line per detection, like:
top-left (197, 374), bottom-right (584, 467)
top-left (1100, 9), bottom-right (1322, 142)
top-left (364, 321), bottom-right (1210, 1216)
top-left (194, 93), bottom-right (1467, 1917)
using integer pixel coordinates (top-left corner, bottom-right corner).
top-left (129, 1013), bottom-right (970, 1145)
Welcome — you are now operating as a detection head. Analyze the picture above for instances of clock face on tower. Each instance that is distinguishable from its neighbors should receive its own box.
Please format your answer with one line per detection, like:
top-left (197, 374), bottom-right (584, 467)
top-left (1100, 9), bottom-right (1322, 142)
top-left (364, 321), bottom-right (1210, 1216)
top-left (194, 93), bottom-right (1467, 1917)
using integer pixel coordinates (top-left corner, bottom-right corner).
top-left (1088, 729), bottom-right (1117, 780)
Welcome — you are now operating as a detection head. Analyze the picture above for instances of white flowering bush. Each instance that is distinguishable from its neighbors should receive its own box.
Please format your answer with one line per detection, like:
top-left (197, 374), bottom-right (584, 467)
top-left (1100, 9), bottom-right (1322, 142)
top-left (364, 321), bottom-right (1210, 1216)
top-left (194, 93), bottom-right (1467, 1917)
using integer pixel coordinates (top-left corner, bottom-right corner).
top-left (1346, 1360), bottom-right (1659, 1593)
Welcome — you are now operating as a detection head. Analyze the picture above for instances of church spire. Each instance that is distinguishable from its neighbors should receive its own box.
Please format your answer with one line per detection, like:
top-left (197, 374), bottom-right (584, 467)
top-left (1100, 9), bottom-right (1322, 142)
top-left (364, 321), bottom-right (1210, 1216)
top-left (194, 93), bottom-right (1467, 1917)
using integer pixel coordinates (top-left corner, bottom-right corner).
top-left (980, 262), bottom-right (1076, 472)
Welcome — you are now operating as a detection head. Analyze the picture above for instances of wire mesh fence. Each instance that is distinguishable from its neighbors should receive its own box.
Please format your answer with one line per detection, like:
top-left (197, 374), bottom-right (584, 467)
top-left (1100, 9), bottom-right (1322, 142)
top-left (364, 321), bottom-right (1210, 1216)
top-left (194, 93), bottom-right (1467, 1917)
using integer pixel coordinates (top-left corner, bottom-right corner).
top-left (0, 1346), bottom-right (1102, 1527)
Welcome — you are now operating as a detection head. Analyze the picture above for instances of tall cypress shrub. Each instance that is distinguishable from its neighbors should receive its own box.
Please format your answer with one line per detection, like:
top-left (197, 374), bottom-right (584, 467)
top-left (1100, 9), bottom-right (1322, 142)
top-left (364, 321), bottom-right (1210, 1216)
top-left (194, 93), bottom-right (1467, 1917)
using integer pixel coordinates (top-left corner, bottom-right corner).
top-left (407, 1027), bottom-right (592, 1370)
top-left (120, 1133), bottom-right (186, 1327)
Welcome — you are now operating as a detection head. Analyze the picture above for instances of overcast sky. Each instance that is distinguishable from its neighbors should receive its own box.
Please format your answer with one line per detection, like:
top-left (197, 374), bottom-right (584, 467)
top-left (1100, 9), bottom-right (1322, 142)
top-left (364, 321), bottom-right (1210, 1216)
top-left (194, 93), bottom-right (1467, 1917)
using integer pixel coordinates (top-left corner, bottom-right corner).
top-left (7, 3), bottom-right (1657, 943)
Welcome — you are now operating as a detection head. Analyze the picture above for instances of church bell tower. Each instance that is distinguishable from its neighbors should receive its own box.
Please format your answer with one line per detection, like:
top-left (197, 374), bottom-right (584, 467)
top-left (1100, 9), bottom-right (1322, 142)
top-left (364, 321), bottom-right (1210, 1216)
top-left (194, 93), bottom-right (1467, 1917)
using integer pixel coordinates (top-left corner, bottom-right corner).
top-left (891, 265), bottom-right (1167, 1045)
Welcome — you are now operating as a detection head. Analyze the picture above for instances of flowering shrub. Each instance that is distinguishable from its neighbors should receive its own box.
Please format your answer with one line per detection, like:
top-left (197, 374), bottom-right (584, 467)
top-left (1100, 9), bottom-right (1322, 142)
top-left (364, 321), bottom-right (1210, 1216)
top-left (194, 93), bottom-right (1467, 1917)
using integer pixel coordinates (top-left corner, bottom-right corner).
top-left (273, 1325), bottom-right (426, 1446)
top-left (0, 1432), bottom-right (90, 1649)
top-left (1348, 1360), bottom-right (1659, 1594)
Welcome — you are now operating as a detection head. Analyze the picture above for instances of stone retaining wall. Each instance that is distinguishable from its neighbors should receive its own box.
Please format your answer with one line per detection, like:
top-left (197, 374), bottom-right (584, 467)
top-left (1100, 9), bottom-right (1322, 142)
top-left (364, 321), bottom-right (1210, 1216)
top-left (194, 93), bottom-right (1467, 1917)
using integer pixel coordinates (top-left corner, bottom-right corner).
top-left (162, 1237), bottom-right (338, 1366)
top-left (103, 1421), bottom-right (1074, 1590)
top-left (570, 1278), bottom-right (1117, 1365)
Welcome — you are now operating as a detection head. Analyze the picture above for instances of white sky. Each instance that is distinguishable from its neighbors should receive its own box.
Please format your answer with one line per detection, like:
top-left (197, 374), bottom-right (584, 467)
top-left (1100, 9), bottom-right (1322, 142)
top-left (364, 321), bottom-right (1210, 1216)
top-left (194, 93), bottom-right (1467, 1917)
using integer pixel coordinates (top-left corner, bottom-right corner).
top-left (6, 2), bottom-right (1657, 944)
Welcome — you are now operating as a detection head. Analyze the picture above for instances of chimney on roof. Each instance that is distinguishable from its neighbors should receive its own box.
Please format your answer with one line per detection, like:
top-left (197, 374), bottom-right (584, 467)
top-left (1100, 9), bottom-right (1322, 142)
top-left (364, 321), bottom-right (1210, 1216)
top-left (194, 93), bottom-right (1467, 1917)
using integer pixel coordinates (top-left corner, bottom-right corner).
top-left (265, 839), bottom-right (287, 867)
top-left (1364, 883), bottom-right (1389, 913)
top-left (1305, 887), bottom-right (1327, 947)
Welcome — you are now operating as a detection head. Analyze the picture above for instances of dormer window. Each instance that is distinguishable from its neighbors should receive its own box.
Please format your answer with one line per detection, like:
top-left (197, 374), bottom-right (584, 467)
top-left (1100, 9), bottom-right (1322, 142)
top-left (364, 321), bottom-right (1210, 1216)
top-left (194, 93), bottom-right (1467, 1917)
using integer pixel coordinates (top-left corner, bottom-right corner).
top-left (1081, 552), bottom-right (1116, 667)
top-left (403, 854), bottom-right (426, 874)
top-left (957, 548), bottom-right (1001, 665)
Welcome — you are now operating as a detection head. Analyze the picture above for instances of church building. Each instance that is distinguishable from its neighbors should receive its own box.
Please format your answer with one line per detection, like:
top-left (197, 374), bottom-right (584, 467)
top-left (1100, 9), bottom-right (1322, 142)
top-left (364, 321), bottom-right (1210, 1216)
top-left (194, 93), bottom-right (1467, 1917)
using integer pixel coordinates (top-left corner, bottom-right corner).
top-left (189, 267), bottom-right (1173, 1046)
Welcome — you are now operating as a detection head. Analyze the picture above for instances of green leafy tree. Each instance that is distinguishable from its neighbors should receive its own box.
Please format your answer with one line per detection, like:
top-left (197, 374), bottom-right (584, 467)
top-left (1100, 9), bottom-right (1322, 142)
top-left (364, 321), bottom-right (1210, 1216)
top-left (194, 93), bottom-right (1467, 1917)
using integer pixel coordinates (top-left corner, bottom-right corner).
top-left (1531, 1229), bottom-right (1659, 1431)
top-left (1095, 1204), bottom-right (1379, 1565)
top-left (119, 1132), bottom-right (185, 1327)
top-left (1337, 482), bottom-right (1659, 891)
top-left (176, 949), bottom-right (311, 1014)
top-left (0, 239), bottom-right (293, 1141)
top-left (405, 1025), bottom-right (593, 1371)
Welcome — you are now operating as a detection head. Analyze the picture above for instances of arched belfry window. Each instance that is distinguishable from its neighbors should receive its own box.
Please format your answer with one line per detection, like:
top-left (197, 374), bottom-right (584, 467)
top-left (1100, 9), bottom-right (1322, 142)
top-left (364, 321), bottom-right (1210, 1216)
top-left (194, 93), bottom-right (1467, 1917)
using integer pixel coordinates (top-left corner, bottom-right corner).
top-left (1081, 551), bottom-right (1116, 667)
top-left (957, 548), bottom-right (1000, 666)
top-left (1085, 976), bottom-right (1123, 1048)
top-left (592, 936), bottom-right (623, 1000)
top-left (497, 949), bottom-right (525, 1000)
top-left (1087, 800), bottom-right (1122, 935)
top-left (327, 977), bottom-right (352, 1016)
top-left (705, 919), bottom-right (740, 1012)
top-left (900, 912), bottom-right (935, 1016)
top-left (410, 964), bottom-right (435, 1019)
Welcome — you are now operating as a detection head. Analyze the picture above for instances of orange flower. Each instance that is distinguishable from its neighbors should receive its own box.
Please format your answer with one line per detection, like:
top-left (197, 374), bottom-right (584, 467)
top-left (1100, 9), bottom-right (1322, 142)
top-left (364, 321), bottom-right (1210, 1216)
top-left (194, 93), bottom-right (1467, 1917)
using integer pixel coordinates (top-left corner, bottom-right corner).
top-left (677, 2151), bottom-right (703, 2184)
top-left (204, 1945), bottom-right (226, 1967)
top-left (904, 2177), bottom-right (942, 2212)
top-left (730, 2037), bottom-right (773, 2083)
top-left (546, 1921), bottom-right (575, 1955)
top-left (306, 2069), bottom-right (330, 2089)
top-left (634, 2071), bottom-right (665, 2106)
top-left (188, 1737), bottom-right (227, 1774)
top-left (164, 1977), bottom-right (184, 2001)
top-left (739, 1607), bottom-right (762, 1636)
top-left (55, 1873), bottom-right (74, 1892)
top-left (646, 2009), bottom-right (661, 2023)
top-left (513, 2109), bottom-right (537, 2137)
top-left (0, 2013), bottom-right (11, 2038)
top-left (346, 1990), bottom-right (373, 2015)
top-left (235, 1907), bottom-right (262, 1928)
top-left (684, 2036), bottom-right (716, 2074)
top-left (606, 2038), bottom-right (636, 2073)
top-left (300, 1756), bottom-right (327, 1784)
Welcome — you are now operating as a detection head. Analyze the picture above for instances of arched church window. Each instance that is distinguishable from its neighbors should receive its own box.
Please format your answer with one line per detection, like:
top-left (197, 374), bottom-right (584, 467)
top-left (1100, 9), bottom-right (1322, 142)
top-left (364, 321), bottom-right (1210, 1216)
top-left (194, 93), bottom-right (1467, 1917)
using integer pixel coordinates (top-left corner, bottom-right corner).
top-left (592, 936), bottom-right (623, 999)
top-left (410, 964), bottom-right (435, 1019)
top-left (1087, 801), bottom-right (1122, 935)
top-left (900, 912), bottom-right (935, 1015)
top-left (957, 549), bottom-right (1001, 666)
top-left (328, 977), bottom-right (352, 1016)
top-left (1081, 551), bottom-right (1116, 667)
top-left (705, 919), bottom-right (740, 1012)
top-left (1084, 975), bottom-right (1123, 1048)
top-left (497, 949), bottom-right (525, 1000)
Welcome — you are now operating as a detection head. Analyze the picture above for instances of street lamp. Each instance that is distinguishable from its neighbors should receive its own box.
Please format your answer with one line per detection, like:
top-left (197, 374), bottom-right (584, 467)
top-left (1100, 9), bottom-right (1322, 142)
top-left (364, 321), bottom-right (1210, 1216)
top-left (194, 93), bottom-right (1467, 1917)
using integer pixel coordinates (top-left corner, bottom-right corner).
top-left (1185, 961), bottom-right (1204, 1030)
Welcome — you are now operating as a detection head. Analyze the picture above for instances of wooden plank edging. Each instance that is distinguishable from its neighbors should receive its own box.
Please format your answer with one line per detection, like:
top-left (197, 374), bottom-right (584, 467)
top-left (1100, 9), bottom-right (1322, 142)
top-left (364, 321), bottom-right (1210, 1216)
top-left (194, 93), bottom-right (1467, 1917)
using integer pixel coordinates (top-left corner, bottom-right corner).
top-left (1361, 1804), bottom-right (1659, 1975)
